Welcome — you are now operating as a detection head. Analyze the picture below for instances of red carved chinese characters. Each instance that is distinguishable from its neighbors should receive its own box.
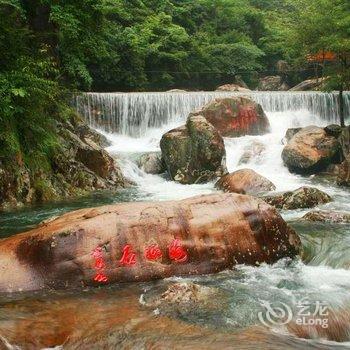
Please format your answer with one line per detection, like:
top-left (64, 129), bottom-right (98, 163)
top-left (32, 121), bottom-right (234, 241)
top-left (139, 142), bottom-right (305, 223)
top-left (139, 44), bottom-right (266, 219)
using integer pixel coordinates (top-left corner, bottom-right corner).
top-left (92, 247), bottom-right (108, 283)
top-left (119, 245), bottom-right (137, 266)
top-left (145, 244), bottom-right (163, 261)
top-left (168, 239), bottom-right (188, 263)
top-left (231, 106), bottom-right (258, 132)
top-left (94, 273), bottom-right (108, 283)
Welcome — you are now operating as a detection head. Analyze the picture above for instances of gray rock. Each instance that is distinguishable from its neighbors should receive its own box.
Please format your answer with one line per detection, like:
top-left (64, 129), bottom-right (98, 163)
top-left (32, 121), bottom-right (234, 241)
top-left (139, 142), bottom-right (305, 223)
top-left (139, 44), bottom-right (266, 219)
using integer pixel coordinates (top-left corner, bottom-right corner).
top-left (160, 115), bottom-right (227, 184)
top-left (258, 76), bottom-right (289, 91)
top-left (137, 152), bottom-right (166, 175)
top-left (324, 124), bottom-right (343, 138)
top-left (262, 187), bottom-right (332, 210)
top-left (0, 114), bottom-right (128, 210)
top-left (302, 210), bottom-right (350, 223)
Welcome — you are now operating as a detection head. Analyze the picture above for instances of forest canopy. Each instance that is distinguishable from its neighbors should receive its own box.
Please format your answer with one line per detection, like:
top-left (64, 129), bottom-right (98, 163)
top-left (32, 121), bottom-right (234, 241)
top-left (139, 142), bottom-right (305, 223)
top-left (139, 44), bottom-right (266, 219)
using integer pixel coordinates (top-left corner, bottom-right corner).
top-left (1, 0), bottom-right (349, 92)
top-left (0, 0), bottom-right (349, 174)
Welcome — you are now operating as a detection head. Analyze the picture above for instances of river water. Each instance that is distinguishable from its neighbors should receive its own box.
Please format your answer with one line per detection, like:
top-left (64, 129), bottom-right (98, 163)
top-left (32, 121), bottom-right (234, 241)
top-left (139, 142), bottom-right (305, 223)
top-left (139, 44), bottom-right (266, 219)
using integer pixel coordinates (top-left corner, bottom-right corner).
top-left (0, 91), bottom-right (350, 349)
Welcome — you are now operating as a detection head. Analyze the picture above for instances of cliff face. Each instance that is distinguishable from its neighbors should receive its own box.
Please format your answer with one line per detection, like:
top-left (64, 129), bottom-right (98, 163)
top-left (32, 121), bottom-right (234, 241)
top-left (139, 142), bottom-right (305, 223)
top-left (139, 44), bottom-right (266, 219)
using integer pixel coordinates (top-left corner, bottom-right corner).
top-left (0, 114), bottom-right (128, 210)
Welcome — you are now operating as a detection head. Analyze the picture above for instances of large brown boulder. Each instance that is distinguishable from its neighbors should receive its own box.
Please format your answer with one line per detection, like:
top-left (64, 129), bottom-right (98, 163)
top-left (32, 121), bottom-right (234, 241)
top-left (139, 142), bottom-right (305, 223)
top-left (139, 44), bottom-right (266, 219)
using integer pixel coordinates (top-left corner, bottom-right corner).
top-left (262, 187), bottom-right (332, 210)
top-left (53, 124), bottom-right (126, 189)
top-left (282, 128), bottom-right (302, 145)
top-left (215, 169), bottom-right (276, 195)
top-left (160, 115), bottom-right (227, 184)
top-left (190, 97), bottom-right (270, 137)
top-left (282, 126), bottom-right (342, 174)
top-left (0, 193), bottom-right (301, 293)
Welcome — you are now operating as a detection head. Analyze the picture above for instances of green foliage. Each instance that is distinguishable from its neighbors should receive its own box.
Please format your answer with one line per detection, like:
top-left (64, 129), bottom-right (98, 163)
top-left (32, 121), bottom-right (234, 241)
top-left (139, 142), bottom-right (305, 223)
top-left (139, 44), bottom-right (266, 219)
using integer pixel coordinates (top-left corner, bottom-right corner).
top-left (99, 0), bottom-right (269, 90)
top-left (0, 1), bottom-right (59, 170)
top-left (286, 0), bottom-right (350, 90)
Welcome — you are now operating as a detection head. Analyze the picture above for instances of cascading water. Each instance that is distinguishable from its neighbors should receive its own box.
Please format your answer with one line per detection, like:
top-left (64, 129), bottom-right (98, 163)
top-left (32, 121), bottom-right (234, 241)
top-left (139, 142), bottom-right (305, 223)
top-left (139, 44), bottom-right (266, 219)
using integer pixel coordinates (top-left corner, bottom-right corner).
top-left (75, 91), bottom-right (350, 137)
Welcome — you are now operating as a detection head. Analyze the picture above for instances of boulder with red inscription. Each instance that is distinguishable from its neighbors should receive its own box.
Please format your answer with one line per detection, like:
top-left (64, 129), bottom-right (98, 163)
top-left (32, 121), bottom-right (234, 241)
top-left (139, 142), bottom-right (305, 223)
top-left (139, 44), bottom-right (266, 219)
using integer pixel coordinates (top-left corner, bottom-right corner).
top-left (0, 193), bottom-right (301, 293)
top-left (190, 97), bottom-right (270, 137)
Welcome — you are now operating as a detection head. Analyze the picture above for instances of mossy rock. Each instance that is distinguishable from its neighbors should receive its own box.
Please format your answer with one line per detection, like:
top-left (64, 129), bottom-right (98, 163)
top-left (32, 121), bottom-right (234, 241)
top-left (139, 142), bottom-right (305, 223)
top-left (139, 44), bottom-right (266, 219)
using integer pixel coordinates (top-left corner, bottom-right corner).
top-left (160, 115), bottom-right (227, 184)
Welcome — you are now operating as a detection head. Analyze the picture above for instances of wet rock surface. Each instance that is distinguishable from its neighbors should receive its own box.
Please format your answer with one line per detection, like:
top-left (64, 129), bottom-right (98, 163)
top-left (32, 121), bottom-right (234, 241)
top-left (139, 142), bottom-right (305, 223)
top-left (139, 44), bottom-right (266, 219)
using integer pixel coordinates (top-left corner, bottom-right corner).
top-left (137, 152), bottom-right (166, 175)
top-left (215, 169), bottom-right (276, 195)
top-left (0, 193), bottom-right (301, 293)
top-left (282, 126), bottom-right (342, 174)
top-left (190, 97), bottom-right (270, 137)
top-left (143, 282), bottom-right (225, 313)
top-left (160, 115), bottom-right (227, 184)
top-left (287, 308), bottom-right (350, 343)
top-left (324, 124), bottom-right (343, 138)
top-left (282, 128), bottom-right (302, 145)
top-left (302, 210), bottom-right (350, 223)
top-left (0, 284), bottom-right (302, 350)
top-left (262, 187), bottom-right (332, 210)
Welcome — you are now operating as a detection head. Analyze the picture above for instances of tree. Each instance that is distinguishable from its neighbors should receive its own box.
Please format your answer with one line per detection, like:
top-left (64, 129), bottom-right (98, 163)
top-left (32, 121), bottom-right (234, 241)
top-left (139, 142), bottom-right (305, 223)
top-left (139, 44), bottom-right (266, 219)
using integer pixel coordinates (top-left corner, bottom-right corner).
top-left (287, 0), bottom-right (350, 126)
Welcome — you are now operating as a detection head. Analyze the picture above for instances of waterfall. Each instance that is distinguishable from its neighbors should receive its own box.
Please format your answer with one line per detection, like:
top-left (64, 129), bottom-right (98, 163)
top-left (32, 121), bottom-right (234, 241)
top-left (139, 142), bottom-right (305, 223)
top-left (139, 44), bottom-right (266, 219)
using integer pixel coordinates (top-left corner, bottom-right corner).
top-left (75, 91), bottom-right (350, 137)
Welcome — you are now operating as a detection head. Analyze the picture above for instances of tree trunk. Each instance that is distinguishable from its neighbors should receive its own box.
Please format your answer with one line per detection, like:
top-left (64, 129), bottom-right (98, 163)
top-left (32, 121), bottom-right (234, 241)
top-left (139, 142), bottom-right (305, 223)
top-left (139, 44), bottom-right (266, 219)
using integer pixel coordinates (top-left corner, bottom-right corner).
top-left (339, 88), bottom-right (345, 127)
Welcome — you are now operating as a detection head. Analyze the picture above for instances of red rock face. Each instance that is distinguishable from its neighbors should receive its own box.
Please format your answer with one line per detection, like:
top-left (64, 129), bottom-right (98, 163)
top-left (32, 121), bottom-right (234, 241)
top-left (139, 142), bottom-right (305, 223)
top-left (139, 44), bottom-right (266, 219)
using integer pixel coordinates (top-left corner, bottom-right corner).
top-left (190, 97), bottom-right (270, 137)
top-left (0, 194), bottom-right (301, 293)
top-left (230, 105), bottom-right (258, 133)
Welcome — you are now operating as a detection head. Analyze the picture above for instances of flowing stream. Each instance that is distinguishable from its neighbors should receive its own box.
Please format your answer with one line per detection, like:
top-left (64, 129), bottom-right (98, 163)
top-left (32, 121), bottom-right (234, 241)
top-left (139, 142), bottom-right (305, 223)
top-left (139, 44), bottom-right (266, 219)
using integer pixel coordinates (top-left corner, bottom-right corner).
top-left (1, 91), bottom-right (350, 349)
